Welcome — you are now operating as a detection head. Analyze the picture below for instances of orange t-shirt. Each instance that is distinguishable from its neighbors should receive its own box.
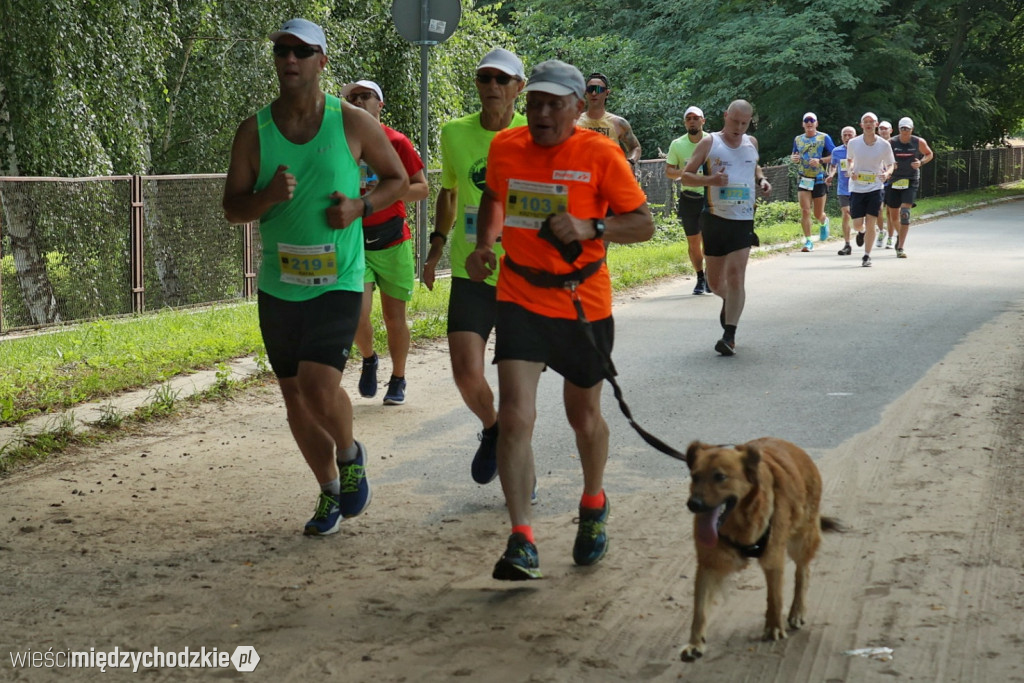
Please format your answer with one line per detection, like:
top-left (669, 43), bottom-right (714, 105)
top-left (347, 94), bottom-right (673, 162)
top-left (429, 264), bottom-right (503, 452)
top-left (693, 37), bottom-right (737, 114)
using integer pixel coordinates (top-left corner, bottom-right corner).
top-left (485, 127), bottom-right (646, 320)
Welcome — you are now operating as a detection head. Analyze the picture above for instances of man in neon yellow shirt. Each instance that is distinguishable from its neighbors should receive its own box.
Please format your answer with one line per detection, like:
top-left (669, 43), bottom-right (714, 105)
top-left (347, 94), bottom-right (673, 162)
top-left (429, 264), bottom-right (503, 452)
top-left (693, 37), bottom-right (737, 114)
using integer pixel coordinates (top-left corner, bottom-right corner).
top-left (422, 48), bottom-right (526, 487)
top-left (222, 18), bottom-right (408, 536)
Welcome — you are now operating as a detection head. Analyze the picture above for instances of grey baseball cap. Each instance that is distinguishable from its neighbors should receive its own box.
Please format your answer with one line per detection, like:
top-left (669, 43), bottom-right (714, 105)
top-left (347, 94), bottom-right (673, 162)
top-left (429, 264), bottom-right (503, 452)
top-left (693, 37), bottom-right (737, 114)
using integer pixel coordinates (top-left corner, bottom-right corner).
top-left (522, 60), bottom-right (585, 99)
top-left (269, 18), bottom-right (327, 55)
top-left (476, 48), bottom-right (525, 80)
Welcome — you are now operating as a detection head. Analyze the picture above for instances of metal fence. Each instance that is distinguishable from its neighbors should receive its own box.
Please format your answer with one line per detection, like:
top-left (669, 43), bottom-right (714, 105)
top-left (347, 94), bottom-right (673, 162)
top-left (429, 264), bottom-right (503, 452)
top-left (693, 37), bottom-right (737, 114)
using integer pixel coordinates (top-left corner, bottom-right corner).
top-left (2, 145), bottom-right (1022, 333)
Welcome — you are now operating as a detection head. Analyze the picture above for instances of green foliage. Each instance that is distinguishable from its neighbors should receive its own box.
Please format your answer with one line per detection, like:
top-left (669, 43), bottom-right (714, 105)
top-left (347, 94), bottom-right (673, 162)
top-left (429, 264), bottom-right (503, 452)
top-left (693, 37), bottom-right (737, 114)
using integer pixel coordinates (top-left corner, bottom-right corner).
top-left (0, 0), bottom-right (512, 176)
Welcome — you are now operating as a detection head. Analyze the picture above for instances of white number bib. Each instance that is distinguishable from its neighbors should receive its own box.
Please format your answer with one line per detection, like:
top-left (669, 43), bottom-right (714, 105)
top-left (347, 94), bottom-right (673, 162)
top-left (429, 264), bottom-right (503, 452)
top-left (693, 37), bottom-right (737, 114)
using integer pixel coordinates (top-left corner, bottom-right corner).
top-left (855, 171), bottom-right (877, 184)
top-left (278, 243), bottom-right (338, 286)
top-left (463, 205), bottom-right (479, 242)
top-left (716, 184), bottom-right (752, 205)
top-left (798, 176), bottom-right (815, 191)
top-left (505, 179), bottom-right (568, 230)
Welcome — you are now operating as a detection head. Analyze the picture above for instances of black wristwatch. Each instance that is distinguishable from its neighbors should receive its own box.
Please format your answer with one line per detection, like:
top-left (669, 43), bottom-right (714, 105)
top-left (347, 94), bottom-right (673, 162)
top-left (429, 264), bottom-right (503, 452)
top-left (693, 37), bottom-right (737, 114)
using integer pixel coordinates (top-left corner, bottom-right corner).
top-left (592, 218), bottom-right (606, 240)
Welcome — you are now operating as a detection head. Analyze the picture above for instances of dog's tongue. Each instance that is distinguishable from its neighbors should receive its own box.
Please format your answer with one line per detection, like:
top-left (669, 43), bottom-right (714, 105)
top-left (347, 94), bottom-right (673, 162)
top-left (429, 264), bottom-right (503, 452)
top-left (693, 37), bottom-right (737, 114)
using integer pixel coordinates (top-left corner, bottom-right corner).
top-left (695, 504), bottom-right (725, 547)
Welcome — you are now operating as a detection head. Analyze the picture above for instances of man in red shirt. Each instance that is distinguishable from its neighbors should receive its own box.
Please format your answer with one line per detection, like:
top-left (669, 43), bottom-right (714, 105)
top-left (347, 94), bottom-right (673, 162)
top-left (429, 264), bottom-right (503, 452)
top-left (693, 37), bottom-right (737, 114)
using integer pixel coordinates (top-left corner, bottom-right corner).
top-left (467, 60), bottom-right (655, 581)
top-left (341, 80), bottom-right (429, 405)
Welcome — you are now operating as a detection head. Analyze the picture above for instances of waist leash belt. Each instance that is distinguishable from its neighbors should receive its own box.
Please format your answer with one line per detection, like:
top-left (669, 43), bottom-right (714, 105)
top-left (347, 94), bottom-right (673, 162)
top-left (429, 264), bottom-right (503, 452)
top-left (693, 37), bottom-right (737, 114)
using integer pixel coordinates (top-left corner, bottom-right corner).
top-left (502, 254), bottom-right (688, 463)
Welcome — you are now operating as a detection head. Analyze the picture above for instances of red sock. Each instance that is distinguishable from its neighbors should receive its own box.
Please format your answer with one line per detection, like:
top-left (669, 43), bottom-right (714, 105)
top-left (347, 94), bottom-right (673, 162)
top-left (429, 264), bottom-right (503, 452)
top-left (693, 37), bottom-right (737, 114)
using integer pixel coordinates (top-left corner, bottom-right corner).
top-left (511, 525), bottom-right (534, 544)
top-left (580, 490), bottom-right (606, 510)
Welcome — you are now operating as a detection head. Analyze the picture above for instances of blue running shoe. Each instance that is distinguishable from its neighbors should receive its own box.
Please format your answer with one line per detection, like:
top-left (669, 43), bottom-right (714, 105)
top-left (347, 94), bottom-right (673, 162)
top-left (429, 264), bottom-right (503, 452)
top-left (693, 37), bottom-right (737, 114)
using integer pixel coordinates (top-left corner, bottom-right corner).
top-left (573, 497), bottom-right (610, 566)
top-left (358, 354), bottom-right (378, 398)
top-left (337, 441), bottom-right (372, 518)
top-left (383, 376), bottom-right (406, 405)
top-left (819, 217), bottom-right (830, 242)
top-left (471, 423), bottom-right (499, 484)
top-left (492, 533), bottom-right (542, 581)
top-left (303, 491), bottom-right (343, 536)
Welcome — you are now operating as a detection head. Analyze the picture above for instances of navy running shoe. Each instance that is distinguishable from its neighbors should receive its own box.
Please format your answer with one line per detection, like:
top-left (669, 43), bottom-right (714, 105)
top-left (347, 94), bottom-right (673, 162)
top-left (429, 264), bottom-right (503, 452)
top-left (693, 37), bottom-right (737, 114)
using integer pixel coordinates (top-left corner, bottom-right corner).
top-left (337, 441), bottom-right (372, 518)
top-left (358, 354), bottom-right (378, 398)
top-left (383, 377), bottom-right (406, 405)
top-left (303, 491), bottom-right (343, 536)
top-left (573, 497), bottom-right (610, 566)
top-left (471, 424), bottom-right (499, 484)
top-left (492, 533), bottom-right (542, 581)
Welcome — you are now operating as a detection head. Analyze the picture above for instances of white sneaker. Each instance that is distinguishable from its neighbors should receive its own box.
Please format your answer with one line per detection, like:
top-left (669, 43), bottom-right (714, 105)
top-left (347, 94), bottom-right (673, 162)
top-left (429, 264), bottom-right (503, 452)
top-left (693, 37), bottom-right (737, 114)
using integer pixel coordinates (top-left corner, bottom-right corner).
top-left (876, 230), bottom-right (886, 248)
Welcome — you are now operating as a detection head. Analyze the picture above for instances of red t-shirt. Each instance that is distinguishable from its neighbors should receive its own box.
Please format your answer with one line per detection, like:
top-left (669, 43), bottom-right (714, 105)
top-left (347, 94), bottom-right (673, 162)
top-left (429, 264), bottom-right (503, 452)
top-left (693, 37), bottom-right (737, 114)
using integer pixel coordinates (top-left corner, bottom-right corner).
top-left (364, 124), bottom-right (424, 245)
top-left (485, 126), bottom-right (646, 320)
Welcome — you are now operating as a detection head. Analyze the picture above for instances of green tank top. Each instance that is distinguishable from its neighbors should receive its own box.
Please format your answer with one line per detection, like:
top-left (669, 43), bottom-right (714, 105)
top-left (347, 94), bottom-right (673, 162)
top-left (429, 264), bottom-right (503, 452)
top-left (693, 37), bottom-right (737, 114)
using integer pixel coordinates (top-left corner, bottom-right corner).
top-left (254, 94), bottom-right (362, 300)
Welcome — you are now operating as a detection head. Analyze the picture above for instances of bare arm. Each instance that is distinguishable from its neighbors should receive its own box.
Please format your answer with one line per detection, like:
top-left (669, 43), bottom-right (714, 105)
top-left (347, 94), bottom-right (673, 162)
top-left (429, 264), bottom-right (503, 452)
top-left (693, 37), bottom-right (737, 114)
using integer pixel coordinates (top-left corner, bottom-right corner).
top-left (914, 138), bottom-right (934, 168)
top-left (331, 104), bottom-right (409, 229)
top-left (465, 187), bottom-right (503, 282)
top-left (616, 116), bottom-right (642, 164)
top-left (421, 186), bottom-right (456, 291)
top-left (222, 116), bottom-right (295, 224)
top-left (405, 169), bottom-right (429, 203)
top-left (681, 136), bottom-right (723, 187)
top-left (547, 203), bottom-right (654, 245)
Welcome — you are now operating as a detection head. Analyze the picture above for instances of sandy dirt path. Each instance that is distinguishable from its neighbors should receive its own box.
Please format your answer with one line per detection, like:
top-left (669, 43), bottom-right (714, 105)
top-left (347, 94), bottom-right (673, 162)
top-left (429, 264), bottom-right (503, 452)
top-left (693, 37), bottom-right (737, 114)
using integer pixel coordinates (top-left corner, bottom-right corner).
top-left (2, 304), bottom-right (1023, 682)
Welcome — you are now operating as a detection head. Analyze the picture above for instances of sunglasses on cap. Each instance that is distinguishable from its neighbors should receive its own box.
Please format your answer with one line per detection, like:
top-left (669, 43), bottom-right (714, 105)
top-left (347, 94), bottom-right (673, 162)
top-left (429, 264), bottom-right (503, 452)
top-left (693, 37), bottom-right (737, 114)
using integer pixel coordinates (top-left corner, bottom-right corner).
top-left (899, 126), bottom-right (912, 130)
top-left (273, 44), bottom-right (321, 59)
top-left (346, 91), bottom-right (378, 103)
top-left (586, 84), bottom-right (608, 94)
top-left (475, 73), bottom-right (515, 85)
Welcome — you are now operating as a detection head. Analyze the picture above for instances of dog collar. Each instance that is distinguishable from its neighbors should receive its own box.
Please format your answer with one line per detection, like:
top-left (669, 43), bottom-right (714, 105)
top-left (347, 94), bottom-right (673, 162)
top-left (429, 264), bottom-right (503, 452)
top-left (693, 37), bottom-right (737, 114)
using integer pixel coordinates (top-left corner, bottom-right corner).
top-left (720, 522), bottom-right (771, 559)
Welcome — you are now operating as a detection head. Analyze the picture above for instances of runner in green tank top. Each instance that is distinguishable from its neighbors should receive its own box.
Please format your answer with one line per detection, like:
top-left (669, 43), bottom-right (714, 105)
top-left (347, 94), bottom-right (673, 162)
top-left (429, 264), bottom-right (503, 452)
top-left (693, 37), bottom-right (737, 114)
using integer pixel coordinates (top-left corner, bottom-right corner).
top-left (222, 18), bottom-right (409, 537)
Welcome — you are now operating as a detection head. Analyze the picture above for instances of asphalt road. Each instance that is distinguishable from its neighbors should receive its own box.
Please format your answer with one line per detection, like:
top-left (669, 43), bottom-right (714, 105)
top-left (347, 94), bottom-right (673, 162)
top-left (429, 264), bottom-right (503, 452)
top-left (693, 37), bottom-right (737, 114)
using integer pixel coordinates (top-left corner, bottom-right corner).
top-left (388, 199), bottom-right (1024, 519)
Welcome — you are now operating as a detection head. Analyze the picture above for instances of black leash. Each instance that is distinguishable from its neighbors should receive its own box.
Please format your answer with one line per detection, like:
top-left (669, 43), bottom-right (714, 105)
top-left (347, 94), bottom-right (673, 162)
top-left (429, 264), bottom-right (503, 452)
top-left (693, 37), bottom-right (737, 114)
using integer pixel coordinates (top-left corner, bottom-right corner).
top-left (503, 254), bottom-right (688, 463)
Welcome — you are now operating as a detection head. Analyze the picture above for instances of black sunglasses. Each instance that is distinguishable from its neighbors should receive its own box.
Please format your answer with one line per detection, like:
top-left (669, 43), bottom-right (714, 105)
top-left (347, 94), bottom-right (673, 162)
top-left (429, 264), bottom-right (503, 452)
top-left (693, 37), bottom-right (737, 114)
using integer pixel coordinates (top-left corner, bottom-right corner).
top-left (586, 84), bottom-right (608, 94)
top-left (346, 92), bottom-right (378, 103)
top-left (273, 44), bottom-right (321, 59)
top-left (476, 73), bottom-right (515, 85)
top-left (803, 117), bottom-right (816, 123)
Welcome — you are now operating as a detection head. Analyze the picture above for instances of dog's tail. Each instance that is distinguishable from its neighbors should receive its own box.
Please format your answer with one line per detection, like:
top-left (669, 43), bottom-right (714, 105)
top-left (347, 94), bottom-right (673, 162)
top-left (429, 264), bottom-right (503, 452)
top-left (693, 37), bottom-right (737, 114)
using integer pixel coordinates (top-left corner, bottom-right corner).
top-left (821, 516), bottom-right (846, 533)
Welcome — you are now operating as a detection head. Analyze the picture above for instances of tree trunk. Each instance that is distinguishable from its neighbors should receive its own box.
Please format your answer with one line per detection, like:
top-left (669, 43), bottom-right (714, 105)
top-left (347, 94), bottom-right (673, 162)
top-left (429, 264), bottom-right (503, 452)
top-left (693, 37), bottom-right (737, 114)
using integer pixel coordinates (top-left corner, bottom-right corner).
top-left (143, 182), bottom-right (183, 306)
top-left (0, 184), bottom-right (61, 324)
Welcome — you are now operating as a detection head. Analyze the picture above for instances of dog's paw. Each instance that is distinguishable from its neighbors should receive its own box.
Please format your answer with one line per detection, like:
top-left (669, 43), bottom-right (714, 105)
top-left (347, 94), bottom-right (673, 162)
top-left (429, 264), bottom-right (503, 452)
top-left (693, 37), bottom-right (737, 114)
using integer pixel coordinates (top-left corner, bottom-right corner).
top-left (763, 625), bottom-right (788, 642)
top-left (788, 613), bottom-right (806, 630)
top-left (679, 644), bottom-right (705, 662)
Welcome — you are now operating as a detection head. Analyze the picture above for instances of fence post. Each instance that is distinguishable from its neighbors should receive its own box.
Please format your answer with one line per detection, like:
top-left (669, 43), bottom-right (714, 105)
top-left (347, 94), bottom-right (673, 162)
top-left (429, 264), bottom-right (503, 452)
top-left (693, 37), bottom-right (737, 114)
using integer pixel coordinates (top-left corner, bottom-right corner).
top-left (0, 199), bottom-right (4, 334)
top-left (130, 175), bottom-right (145, 313)
top-left (242, 222), bottom-right (256, 298)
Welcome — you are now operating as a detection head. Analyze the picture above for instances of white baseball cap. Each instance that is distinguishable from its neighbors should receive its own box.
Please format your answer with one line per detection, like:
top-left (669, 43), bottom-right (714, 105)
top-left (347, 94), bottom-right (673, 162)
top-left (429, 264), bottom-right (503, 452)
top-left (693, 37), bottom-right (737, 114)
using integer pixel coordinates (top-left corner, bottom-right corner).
top-left (898, 117), bottom-right (914, 130)
top-left (861, 111), bottom-right (879, 123)
top-left (803, 112), bottom-right (817, 122)
top-left (269, 18), bottom-right (327, 55)
top-left (341, 80), bottom-right (384, 103)
top-left (476, 48), bottom-right (526, 80)
top-left (684, 105), bottom-right (704, 118)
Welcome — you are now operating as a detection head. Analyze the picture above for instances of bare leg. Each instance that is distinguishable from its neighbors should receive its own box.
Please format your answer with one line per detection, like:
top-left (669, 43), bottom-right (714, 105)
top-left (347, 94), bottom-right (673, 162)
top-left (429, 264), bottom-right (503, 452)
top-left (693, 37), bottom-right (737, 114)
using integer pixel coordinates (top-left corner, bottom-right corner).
top-left (379, 291), bottom-right (409, 377)
top-left (495, 360), bottom-right (543, 527)
top-left (449, 331), bottom-right (497, 428)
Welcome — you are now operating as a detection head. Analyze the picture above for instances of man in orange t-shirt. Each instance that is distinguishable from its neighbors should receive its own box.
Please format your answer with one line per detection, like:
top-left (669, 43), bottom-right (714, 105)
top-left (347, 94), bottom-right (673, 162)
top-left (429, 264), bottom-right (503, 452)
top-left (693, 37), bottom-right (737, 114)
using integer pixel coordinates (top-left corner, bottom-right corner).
top-left (466, 59), bottom-right (654, 582)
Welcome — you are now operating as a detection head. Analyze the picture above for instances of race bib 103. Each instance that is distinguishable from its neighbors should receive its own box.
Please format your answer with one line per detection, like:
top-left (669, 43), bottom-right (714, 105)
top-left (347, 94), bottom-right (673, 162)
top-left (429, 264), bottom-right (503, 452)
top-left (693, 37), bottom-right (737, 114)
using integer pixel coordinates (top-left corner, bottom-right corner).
top-left (505, 179), bottom-right (568, 230)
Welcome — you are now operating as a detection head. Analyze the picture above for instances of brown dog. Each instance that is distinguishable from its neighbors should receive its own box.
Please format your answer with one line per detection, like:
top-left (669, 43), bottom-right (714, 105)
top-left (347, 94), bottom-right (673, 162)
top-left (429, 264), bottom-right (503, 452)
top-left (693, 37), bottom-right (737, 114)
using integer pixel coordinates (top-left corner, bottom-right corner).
top-left (680, 437), bottom-right (841, 662)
